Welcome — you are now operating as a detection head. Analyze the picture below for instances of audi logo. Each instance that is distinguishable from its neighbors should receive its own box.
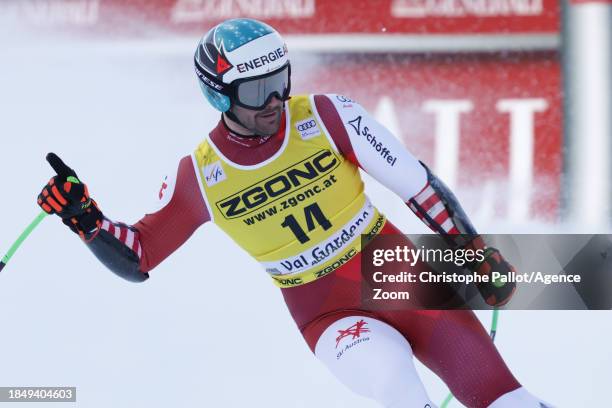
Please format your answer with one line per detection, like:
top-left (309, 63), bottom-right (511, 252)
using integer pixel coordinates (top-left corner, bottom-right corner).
top-left (336, 95), bottom-right (355, 103)
top-left (297, 120), bottom-right (316, 132)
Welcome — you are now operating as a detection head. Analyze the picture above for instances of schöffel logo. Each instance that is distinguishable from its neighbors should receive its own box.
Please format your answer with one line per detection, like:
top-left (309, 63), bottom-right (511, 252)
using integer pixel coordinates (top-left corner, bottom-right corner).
top-left (203, 161), bottom-right (227, 187)
top-left (216, 149), bottom-right (340, 219)
top-left (336, 319), bottom-right (370, 348)
top-left (348, 116), bottom-right (397, 166)
top-left (295, 117), bottom-right (321, 140)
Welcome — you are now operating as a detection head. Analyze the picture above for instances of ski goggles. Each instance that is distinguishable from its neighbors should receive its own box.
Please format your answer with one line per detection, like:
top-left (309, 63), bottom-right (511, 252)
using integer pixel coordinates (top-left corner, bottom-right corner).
top-left (231, 63), bottom-right (291, 110)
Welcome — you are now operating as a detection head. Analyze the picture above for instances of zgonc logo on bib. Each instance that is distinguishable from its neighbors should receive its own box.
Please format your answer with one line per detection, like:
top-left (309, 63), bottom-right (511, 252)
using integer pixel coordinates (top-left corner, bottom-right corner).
top-left (216, 149), bottom-right (339, 219)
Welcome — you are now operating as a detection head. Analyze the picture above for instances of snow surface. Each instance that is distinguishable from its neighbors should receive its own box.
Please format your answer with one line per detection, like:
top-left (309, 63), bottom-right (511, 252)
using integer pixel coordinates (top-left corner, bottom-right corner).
top-left (0, 27), bottom-right (610, 408)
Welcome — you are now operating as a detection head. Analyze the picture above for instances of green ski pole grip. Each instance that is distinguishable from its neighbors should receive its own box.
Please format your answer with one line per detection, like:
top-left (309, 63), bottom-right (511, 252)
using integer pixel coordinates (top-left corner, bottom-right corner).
top-left (0, 211), bottom-right (48, 272)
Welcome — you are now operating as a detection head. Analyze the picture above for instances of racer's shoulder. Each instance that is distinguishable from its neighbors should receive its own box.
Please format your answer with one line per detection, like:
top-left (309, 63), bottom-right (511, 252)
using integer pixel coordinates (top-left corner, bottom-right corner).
top-left (286, 94), bottom-right (365, 120)
top-left (148, 154), bottom-right (198, 213)
top-left (311, 93), bottom-right (366, 114)
top-left (290, 93), bottom-right (360, 105)
top-left (300, 94), bottom-right (368, 127)
top-left (193, 133), bottom-right (218, 166)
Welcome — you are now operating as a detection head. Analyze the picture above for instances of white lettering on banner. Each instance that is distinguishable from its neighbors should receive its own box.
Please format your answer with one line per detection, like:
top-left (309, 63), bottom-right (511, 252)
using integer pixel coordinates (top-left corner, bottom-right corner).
top-left (374, 96), bottom-right (403, 144)
top-left (10, 0), bottom-right (99, 26)
top-left (423, 100), bottom-right (474, 190)
top-left (171, 0), bottom-right (315, 22)
top-left (496, 99), bottom-right (548, 223)
top-left (393, 97), bottom-right (548, 221)
top-left (391, 0), bottom-right (543, 18)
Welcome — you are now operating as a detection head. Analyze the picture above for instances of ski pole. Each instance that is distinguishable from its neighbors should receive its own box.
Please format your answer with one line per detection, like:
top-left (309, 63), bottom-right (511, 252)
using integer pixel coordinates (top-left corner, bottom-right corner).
top-left (440, 308), bottom-right (500, 408)
top-left (0, 172), bottom-right (82, 273)
top-left (0, 211), bottom-right (48, 272)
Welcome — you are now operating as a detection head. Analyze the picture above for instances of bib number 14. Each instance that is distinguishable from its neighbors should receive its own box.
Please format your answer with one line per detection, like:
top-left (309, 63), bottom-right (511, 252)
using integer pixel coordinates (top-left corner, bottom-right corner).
top-left (281, 203), bottom-right (331, 243)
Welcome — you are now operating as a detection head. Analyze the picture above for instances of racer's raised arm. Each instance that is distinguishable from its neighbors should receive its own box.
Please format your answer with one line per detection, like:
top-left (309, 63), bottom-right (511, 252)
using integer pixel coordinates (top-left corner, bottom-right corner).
top-left (37, 154), bottom-right (210, 282)
top-left (313, 94), bottom-right (516, 306)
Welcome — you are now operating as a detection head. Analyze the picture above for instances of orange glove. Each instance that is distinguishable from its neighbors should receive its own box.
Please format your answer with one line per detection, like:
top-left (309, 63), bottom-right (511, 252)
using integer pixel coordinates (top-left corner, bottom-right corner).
top-left (37, 153), bottom-right (103, 240)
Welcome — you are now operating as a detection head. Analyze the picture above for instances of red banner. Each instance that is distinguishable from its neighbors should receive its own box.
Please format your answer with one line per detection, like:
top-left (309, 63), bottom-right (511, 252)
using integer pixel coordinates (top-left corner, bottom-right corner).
top-left (292, 52), bottom-right (562, 220)
top-left (3, 1), bottom-right (562, 220)
top-left (3, 0), bottom-right (560, 35)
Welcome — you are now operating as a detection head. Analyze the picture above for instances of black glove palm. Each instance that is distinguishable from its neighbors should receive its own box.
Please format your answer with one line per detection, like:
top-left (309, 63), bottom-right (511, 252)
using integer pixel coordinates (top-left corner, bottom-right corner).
top-left (472, 247), bottom-right (517, 307)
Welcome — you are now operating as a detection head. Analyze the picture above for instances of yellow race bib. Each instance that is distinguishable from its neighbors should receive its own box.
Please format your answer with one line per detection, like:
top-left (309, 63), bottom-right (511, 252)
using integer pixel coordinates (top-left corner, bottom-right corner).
top-left (193, 95), bottom-right (385, 287)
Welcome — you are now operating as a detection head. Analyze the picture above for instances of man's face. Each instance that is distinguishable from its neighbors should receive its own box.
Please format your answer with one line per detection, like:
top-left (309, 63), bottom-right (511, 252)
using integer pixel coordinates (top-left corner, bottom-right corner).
top-left (230, 96), bottom-right (284, 136)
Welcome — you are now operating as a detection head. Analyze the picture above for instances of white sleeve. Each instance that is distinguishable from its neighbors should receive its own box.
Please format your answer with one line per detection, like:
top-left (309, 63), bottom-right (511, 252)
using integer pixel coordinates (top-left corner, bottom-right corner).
top-left (323, 94), bottom-right (427, 201)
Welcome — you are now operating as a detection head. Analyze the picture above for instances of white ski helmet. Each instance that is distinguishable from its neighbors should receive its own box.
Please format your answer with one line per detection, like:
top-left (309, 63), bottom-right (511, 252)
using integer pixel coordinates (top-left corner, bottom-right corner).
top-left (194, 18), bottom-right (291, 112)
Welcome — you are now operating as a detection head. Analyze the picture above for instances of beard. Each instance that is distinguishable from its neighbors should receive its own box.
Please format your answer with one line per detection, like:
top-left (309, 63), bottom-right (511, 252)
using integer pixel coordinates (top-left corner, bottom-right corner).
top-left (252, 106), bottom-right (283, 136)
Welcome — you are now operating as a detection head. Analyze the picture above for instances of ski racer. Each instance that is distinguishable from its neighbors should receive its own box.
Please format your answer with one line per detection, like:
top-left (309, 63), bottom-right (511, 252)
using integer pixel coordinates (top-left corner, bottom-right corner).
top-left (37, 18), bottom-right (552, 408)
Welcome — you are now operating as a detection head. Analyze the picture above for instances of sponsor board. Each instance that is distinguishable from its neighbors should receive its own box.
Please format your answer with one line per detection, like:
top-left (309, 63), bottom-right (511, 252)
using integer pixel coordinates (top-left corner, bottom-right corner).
top-left (293, 53), bottom-right (562, 221)
top-left (391, 0), bottom-right (546, 18)
top-left (4, 0), bottom-right (559, 34)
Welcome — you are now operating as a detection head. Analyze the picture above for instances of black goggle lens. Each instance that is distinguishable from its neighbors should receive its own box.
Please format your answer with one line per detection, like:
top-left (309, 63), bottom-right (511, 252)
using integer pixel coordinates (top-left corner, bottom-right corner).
top-left (235, 66), bottom-right (290, 110)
